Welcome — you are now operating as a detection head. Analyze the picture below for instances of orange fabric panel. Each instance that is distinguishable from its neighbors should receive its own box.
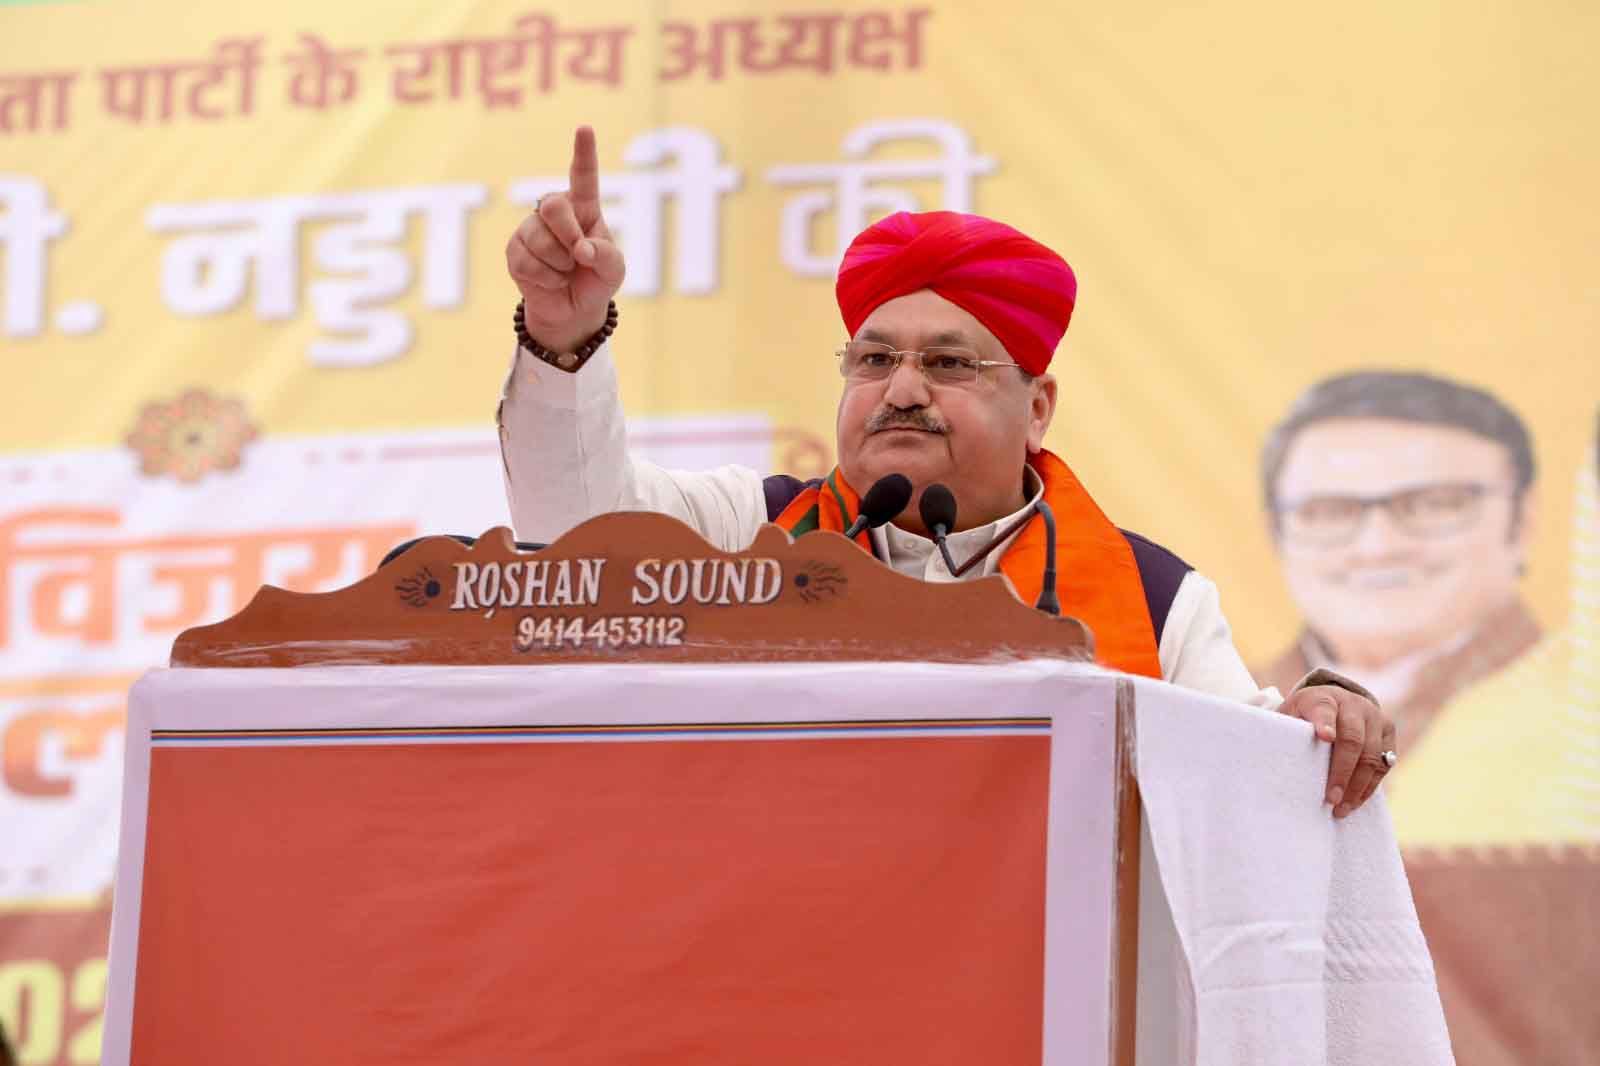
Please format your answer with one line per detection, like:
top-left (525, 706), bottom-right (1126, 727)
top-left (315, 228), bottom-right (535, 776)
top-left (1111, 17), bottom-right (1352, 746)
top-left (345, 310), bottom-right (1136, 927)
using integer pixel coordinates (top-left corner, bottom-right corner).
top-left (131, 735), bottom-right (1049, 1065)
top-left (773, 450), bottom-right (1162, 677)
top-left (1001, 451), bottom-right (1161, 678)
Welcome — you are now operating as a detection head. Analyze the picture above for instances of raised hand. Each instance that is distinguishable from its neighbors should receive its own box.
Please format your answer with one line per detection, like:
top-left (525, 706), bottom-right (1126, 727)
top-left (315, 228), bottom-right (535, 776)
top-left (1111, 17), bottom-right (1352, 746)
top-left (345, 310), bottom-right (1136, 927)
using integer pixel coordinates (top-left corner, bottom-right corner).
top-left (505, 125), bottom-right (626, 353)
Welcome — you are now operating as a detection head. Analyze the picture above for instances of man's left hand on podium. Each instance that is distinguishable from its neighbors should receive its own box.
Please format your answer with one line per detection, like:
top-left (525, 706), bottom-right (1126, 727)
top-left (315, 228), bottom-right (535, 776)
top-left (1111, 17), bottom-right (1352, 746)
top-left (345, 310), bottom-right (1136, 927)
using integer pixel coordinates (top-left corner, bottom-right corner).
top-left (1277, 678), bottom-right (1396, 819)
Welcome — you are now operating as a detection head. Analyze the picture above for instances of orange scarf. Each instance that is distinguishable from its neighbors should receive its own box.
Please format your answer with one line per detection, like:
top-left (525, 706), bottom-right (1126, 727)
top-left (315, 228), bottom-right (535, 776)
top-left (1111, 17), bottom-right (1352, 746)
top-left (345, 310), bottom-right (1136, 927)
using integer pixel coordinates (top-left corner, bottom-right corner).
top-left (773, 450), bottom-right (1163, 677)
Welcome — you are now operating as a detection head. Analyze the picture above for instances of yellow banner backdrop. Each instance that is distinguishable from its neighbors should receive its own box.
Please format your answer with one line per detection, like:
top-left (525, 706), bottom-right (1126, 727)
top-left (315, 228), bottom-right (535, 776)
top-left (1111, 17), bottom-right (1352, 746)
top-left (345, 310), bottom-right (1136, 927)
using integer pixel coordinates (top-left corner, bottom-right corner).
top-left (3, 1), bottom-right (1596, 1062)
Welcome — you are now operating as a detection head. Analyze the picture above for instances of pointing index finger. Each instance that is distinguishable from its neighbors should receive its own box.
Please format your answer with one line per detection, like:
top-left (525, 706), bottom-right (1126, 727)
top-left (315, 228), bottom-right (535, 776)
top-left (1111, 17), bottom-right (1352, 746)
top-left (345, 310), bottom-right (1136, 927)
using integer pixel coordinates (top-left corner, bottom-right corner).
top-left (569, 125), bottom-right (602, 230)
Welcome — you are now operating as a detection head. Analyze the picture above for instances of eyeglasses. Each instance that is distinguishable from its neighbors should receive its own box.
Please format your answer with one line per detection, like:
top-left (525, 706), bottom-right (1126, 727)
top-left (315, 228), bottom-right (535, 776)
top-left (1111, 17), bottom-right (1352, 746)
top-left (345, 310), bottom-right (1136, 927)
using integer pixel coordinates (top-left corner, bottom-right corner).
top-left (1273, 482), bottom-right (1513, 547)
top-left (835, 340), bottom-right (1027, 386)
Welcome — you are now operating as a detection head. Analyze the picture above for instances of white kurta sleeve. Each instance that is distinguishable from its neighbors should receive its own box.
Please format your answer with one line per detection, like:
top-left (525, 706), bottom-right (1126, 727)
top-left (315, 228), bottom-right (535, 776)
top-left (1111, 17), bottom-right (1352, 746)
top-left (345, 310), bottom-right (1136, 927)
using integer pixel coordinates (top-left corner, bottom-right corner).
top-left (1158, 571), bottom-right (1284, 709)
top-left (496, 342), bottom-right (769, 552)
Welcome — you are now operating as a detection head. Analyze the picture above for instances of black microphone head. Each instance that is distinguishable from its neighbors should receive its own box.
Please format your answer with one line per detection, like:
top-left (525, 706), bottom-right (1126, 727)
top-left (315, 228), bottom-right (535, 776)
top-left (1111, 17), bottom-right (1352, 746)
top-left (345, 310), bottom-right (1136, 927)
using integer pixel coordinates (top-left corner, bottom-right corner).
top-left (918, 483), bottom-right (958, 537)
top-left (859, 473), bottom-right (914, 529)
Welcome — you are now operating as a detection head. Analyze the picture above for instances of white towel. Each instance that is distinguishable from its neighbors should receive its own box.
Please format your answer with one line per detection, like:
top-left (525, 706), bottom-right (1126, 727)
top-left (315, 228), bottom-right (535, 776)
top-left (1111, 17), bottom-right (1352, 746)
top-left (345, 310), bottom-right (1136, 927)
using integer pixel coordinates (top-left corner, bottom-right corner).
top-left (1133, 675), bottom-right (1455, 1066)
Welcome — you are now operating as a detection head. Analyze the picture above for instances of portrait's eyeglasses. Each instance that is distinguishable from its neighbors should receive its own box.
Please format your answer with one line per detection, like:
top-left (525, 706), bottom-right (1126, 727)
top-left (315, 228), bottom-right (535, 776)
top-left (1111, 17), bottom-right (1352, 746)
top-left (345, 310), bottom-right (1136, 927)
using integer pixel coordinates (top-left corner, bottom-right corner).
top-left (1273, 482), bottom-right (1513, 547)
top-left (835, 340), bottom-right (1027, 386)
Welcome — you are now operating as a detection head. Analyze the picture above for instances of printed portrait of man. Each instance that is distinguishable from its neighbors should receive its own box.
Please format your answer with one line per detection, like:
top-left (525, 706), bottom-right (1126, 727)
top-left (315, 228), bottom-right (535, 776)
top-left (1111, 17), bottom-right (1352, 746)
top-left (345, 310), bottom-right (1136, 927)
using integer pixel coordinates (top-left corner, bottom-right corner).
top-left (1383, 409), bottom-right (1600, 1066)
top-left (1254, 370), bottom-right (1541, 756)
top-left (1389, 404), bottom-right (1599, 845)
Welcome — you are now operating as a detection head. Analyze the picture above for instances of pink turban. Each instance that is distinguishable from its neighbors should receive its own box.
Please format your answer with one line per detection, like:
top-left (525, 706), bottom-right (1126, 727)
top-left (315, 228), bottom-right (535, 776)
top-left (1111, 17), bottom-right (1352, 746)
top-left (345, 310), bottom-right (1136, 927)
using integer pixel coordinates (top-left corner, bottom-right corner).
top-left (835, 211), bottom-right (1077, 376)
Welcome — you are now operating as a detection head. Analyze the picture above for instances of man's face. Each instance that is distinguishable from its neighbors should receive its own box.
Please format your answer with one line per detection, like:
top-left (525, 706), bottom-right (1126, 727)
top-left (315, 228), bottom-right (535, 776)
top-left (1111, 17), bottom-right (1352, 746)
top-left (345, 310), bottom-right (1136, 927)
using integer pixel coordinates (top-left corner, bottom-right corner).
top-left (1272, 417), bottom-right (1534, 666)
top-left (835, 290), bottom-right (1056, 535)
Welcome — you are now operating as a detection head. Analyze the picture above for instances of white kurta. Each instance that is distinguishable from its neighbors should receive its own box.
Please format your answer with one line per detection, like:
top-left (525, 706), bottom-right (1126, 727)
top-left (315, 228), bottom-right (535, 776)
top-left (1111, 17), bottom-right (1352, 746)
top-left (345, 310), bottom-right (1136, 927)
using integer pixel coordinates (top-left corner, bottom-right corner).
top-left (497, 344), bottom-right (1282, 709)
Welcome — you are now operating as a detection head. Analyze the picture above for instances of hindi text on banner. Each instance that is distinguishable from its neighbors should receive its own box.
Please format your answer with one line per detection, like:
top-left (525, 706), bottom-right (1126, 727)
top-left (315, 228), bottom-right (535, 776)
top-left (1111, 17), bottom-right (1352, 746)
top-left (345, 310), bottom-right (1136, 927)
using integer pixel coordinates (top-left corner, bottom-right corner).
top-left (767, 119), bottom-right (997, 276)
top-left (0, 176), bottom-right (69, 339)
top-left (146, 184), bottom-right (486, 366)
top-left (510, 127), bottom-right (742, 297)
top-left (0, 70), bottom-right (76, 135)
top-left (98, 38), bottom-right (264, 124)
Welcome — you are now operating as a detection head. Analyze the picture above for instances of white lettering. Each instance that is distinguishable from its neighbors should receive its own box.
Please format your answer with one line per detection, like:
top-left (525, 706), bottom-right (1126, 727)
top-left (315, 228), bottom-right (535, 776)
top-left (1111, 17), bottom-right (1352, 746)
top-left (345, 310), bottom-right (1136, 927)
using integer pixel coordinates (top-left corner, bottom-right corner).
top-left (766, 119), bottom-right (996, 277)
top-left (750, 559), bottom-right (782, 604)
top-left (147, 183), bottom-right (487, 367)
top-left (0, 176), bottom-right (69, 338)
top-left (450, 562), bottom-right (479, 609)
top-left (661, 559), bottom-right (689, 605)
top-left (509, 127), bottom-right (740, 297)
top-left (577, 558), bottom-right (605, 605)
top-left (716, 559), bottom-right (749, 605)
top-left (499, 561), bottom-right (522, 607)
top-left (631, 559), bottom-right (661, 605)
top-left (475, 564), bottom-right (500, 608)
top-left (690, 559), bottom-right (718, 603)
top-left (549, 560), bottom-right (574, 606)
top-left (520, 559), bottom-right (549, 606)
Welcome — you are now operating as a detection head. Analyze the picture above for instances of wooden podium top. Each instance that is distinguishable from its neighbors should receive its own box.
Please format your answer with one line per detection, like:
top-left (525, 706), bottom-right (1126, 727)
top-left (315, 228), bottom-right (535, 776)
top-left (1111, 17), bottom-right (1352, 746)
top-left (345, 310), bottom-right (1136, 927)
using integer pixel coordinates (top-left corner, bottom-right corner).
top-left (171, 512), bottom-right (1096, 668)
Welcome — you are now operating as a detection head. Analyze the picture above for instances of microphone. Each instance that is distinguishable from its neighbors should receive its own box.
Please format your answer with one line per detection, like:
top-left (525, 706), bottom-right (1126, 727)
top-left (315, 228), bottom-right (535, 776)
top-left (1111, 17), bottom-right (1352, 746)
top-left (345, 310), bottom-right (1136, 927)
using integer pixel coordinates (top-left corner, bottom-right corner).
top-left (946, 496), bottom-right (1065, 617)
top-left (917, 483), bottom-right (960, 573)
top-left (842, 473), bottom-right (913, 540)
top-left (1034, 500), bottom-right (1061, 616)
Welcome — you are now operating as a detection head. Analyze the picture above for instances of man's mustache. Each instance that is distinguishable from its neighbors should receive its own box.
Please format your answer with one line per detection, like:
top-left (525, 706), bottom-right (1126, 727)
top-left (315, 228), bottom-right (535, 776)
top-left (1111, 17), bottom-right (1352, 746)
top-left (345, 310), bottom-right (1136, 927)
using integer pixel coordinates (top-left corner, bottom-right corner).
top-left (866, 409), bottom-right (949, 435)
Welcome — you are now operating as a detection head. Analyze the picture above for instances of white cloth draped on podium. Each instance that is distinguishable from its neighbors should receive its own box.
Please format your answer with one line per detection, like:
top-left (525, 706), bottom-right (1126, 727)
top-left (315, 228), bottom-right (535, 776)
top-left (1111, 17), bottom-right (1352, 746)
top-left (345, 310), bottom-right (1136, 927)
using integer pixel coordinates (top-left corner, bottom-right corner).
top-left (102, 660), bottom-right (1451, 1066)
top-left (1132, 679), bottom-right (1454, 1066)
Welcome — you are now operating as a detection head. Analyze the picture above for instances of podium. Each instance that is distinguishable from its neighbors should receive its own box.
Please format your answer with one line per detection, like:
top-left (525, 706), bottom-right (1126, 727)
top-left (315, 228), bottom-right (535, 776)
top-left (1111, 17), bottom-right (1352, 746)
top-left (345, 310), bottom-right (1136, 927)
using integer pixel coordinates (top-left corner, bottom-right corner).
top-left (100, 514), bottom-right (1452, 1066)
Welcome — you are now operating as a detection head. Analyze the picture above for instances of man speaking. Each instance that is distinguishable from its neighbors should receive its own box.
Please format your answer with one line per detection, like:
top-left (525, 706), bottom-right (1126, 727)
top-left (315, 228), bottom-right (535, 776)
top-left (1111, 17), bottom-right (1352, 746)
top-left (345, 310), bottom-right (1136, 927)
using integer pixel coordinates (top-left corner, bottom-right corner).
top-left (498, 127), bottom-right (1395, 818)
